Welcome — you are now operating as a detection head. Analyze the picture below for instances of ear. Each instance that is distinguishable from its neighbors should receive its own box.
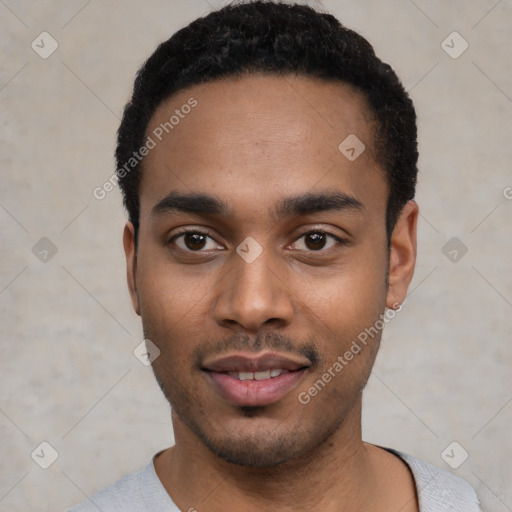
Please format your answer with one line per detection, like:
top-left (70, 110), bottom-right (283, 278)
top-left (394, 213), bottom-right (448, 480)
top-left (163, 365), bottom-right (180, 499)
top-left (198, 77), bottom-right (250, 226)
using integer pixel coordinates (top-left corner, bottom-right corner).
top-left (386, 200), bottom-right (418, 309)
top-left (123, 221), bottom-right (141, 316)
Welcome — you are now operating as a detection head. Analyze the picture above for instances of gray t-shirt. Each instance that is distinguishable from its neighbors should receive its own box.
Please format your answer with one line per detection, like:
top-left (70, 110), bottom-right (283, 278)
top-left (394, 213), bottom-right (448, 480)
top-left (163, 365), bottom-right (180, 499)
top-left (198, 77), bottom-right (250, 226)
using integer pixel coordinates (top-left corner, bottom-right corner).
top-left (66, 447), bottom-right (481, 511)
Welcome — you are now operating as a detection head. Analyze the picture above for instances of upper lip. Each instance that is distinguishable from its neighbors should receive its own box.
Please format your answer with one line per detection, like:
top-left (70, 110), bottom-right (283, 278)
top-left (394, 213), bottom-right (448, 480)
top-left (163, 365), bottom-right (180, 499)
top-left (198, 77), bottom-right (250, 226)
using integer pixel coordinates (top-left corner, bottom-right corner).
top-left (202, 351), bottom-right (311, 373)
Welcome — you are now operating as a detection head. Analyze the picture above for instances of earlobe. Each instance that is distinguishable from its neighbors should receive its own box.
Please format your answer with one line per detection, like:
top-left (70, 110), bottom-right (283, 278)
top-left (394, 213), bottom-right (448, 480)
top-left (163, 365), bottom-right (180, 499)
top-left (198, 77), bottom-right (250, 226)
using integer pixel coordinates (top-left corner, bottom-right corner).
top-left (385, 200), bottom-right (418, 309)
top-left (123, 222), bottom-right (141, 316)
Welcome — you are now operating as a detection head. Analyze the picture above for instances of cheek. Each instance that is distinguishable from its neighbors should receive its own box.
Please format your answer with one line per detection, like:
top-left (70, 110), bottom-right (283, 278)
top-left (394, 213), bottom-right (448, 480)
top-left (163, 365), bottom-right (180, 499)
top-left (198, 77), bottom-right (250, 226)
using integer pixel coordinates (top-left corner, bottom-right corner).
top-left (138, 243), bottom-right (214, 307)
top-left (299, 248), bottom-right (388, 364)
top-left (308, 250), bottom-right (387, 322)
top-left (136, 259), bottom-right (215, 355)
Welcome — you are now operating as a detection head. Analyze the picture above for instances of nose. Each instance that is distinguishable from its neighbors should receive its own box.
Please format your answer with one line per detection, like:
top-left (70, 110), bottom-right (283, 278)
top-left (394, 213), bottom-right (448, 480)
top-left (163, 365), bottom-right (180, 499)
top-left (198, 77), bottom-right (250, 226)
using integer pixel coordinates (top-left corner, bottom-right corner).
top-left (213, 246), bottom-right (294, 332)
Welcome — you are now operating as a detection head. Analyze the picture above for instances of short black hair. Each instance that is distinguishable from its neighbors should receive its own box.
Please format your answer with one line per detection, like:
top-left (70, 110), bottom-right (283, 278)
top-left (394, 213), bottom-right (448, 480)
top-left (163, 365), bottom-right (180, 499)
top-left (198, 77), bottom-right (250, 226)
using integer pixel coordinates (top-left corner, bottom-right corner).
top-left (116, 0), bottom-right (418, 243)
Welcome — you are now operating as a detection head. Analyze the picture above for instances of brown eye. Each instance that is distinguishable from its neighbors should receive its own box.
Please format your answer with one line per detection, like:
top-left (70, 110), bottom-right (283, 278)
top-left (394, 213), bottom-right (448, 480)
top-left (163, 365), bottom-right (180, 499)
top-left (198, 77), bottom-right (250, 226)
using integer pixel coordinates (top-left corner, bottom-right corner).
top-left (304, 232), bottom-right (327, 250)
top-left (183, 233), bottom-right (207, 250)
top-left (169, 230), bottom-right (223, 252)
top-left (291, 231), bottom-right (344, 252)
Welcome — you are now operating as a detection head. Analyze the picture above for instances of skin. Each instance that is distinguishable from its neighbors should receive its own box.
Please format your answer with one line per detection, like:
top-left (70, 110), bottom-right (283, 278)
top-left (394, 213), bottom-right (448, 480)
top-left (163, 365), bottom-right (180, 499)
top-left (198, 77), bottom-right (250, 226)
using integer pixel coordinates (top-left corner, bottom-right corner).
top-left (123, 73), bottom-right (419, 511)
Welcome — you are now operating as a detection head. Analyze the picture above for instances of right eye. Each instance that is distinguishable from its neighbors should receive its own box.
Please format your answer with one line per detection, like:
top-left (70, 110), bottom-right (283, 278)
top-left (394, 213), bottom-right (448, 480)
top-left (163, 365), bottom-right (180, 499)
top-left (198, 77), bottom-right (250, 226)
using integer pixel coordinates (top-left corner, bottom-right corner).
top-left (167, 230), bottom-right (225, 252)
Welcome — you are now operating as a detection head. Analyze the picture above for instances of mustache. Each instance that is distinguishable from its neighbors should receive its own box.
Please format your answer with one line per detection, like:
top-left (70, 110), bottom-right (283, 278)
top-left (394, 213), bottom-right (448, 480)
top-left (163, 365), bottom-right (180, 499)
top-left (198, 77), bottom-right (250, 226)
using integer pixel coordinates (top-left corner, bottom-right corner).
top-left (192, 330), bottom-right (322, 369)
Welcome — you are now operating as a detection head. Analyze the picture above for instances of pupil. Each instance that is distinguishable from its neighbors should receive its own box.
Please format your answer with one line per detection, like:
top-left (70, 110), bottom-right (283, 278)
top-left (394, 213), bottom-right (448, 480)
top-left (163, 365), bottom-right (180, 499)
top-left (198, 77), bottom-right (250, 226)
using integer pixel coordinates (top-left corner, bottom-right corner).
top-left (186, 233), bottom-right (206, 250)
top-left (306, 232), bottom-right (325, 250)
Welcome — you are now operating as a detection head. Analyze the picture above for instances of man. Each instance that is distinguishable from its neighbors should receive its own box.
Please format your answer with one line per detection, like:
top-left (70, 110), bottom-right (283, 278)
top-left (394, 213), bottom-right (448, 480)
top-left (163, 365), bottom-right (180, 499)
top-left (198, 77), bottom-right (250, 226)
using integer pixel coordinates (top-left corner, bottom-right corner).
top-left (68, 1), bottom-right (481, 510)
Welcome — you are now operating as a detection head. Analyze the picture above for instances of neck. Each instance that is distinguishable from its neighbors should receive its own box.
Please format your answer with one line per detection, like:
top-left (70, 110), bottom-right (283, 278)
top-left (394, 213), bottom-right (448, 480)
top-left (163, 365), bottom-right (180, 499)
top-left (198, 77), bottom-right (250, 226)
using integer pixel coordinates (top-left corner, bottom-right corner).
top-left (155, 396), bottom-right (385, 512)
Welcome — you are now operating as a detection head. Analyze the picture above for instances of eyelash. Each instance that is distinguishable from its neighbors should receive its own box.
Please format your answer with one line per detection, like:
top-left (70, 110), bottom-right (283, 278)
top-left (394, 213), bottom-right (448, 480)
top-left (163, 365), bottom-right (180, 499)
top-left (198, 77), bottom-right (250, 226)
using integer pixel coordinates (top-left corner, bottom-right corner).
top-left (166, 229), bottom-right (347, 253)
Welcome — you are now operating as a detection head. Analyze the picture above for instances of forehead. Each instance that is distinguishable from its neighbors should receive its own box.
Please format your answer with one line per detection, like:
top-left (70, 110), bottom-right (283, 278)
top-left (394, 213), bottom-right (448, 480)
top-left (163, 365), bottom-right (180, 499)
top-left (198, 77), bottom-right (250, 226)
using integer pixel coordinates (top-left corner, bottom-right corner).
top-left (139, 74), bottom-right (386, 220)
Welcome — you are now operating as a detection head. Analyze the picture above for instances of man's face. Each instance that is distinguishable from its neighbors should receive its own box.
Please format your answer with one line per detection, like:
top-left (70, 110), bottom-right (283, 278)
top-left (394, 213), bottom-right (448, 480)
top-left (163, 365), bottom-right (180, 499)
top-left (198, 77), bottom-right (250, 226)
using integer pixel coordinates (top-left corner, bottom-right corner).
top-left (124, 74), bottom-right (416, 467)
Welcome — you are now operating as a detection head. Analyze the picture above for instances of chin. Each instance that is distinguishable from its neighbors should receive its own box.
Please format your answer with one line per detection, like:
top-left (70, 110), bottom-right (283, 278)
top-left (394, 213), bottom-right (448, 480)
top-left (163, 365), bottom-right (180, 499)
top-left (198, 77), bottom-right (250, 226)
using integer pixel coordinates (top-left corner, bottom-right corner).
top-left (205, 435), bottom-right (303, 467)
top-left (187, 409), bottom-right (344, 468)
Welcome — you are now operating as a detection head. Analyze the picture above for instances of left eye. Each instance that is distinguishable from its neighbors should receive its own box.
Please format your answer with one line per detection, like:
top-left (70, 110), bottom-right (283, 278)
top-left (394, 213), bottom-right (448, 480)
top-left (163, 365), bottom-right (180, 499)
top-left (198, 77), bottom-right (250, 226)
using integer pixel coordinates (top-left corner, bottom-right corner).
top-left (290, 231), bottom-right (342, 251)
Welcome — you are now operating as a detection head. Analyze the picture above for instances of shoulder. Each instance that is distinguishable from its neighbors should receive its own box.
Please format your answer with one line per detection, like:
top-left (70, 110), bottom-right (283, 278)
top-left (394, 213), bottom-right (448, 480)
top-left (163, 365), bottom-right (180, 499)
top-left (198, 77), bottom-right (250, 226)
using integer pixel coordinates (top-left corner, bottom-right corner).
top-left (64, 461), bottom-right (151, 512)
top-left (387, 448), bottom-right (482, 512)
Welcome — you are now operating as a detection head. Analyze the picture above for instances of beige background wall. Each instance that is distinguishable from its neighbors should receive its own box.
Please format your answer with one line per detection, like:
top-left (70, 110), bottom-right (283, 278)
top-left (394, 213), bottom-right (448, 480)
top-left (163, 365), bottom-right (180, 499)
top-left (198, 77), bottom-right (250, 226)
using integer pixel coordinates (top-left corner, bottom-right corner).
top-left (1, 1), bottom-right (511, 510)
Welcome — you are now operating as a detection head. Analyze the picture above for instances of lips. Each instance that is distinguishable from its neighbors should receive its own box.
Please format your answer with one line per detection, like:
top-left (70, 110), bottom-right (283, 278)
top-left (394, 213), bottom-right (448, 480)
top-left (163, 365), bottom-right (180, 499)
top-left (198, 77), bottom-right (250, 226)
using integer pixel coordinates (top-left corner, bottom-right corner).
top-left (203, 352), bottom-right (310, 373)
top-left (202, 351), bottom-right (310, 407)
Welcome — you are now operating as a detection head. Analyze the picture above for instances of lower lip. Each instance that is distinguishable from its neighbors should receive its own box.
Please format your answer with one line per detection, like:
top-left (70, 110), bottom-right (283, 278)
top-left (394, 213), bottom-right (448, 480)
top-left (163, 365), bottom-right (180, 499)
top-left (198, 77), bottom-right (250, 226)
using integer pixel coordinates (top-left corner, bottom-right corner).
top-left (206, 369), bottom-right (307, 407)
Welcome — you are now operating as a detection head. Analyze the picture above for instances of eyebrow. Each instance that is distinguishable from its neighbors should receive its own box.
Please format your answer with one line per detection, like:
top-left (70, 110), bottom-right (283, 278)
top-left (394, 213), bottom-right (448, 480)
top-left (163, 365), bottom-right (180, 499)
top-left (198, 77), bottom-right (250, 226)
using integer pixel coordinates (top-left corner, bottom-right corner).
top-left (151, 190), bottom-right (364, 221)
